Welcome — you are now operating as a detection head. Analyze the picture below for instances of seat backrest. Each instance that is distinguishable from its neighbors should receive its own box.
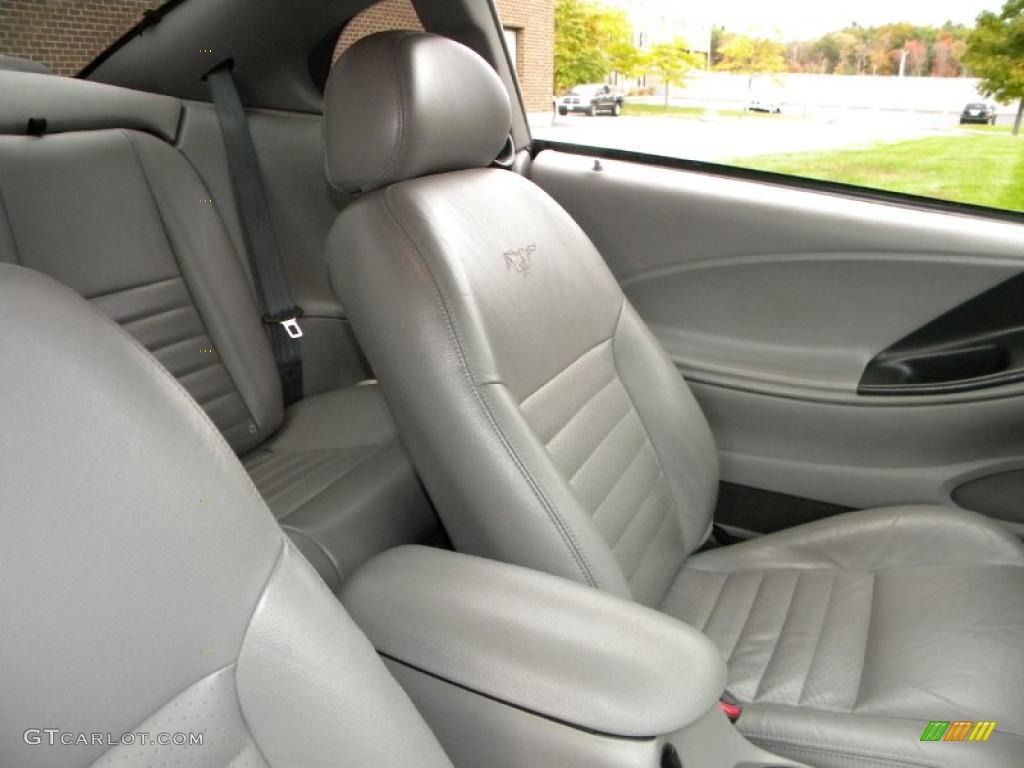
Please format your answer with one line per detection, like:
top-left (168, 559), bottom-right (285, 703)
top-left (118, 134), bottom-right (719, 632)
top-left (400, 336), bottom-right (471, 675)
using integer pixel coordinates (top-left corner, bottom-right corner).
top-left (0, 263), bottom-right (452, 768)
top-left (0, 71), bottom-right (282, 453)
top-left (325, 32), bottom-right (719, 607)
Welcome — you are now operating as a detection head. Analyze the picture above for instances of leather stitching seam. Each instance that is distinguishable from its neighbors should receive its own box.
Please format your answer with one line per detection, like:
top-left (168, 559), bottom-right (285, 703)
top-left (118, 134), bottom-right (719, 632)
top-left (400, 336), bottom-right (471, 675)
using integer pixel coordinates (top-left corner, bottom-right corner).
top-left (726, 570), bottom-right (766, 662)
top-left (592, 428), bottom-right (653, 524)
top-left (120, 129), bottom-right (259, 439)
top-left (366, 31), bottom-right (418, 191)
top-left (851, 571), bottom-right (877, 710)
top-left (797, 568), bottom-right (837, 706)
top-left (0, 174), bottom-right (25, 265)
top-left (564, 388), bottom-right (634, 482)
top-left (379, 187), bottom-right (600, 588)
top-left (609, 299), bottom-right (687, 543)
top-left (751, 571), bottom-right (802, 702)
top-left (519, 335), bottom-right (614, 406)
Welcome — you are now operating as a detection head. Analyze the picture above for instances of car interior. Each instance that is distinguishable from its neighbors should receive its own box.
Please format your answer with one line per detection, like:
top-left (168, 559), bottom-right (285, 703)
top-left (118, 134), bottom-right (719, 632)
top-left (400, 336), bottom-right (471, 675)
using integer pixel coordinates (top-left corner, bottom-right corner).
top-left (2, 2), bottom-right (1022, 768)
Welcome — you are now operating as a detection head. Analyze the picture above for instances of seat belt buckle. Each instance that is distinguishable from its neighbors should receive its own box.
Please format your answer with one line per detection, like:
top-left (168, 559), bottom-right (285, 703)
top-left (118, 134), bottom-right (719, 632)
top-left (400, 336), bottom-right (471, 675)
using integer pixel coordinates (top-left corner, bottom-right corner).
top-left (263, 306), bottom-right (304, 339)
top-left (719, 692), bottom-right (742, 723)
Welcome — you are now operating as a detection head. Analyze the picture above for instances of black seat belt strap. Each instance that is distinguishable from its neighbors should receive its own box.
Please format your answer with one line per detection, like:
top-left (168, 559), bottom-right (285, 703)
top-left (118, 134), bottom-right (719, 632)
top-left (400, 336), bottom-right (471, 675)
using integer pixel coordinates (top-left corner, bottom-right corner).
top-left (205, 62), bottom-right (303, 405)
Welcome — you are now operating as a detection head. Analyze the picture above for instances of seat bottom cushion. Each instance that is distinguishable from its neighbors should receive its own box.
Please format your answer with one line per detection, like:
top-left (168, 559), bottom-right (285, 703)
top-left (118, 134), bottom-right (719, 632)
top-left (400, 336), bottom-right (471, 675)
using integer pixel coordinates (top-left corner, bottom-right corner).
top-left (662, 506), bottom-right (1024, 768)
top-left (243, 383), bottom-right (440, 592)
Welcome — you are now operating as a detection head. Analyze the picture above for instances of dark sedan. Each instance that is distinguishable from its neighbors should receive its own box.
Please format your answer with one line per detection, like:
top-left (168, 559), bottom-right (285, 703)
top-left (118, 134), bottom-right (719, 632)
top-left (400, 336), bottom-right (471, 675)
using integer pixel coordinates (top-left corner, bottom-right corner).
top-left (960, 102), bottom-right (997, 125)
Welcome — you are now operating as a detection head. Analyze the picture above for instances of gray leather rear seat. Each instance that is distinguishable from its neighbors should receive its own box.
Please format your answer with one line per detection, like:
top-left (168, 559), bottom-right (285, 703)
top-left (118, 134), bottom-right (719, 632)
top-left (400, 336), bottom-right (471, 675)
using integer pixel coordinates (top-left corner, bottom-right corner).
top-left (0, 70), bottom-right (438, 591)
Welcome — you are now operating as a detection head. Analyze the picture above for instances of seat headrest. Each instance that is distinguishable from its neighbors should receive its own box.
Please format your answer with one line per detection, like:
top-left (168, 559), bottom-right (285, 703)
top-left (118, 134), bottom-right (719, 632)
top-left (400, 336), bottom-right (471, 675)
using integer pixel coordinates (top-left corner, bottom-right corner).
top-left (324, 31), bottom-right (512, 193)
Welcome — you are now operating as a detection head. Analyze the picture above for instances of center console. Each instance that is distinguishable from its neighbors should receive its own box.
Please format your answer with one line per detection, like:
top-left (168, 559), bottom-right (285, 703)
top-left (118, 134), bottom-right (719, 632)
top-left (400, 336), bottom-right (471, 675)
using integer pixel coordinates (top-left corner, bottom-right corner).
top-left (342, 546), bottom-right (808, 768)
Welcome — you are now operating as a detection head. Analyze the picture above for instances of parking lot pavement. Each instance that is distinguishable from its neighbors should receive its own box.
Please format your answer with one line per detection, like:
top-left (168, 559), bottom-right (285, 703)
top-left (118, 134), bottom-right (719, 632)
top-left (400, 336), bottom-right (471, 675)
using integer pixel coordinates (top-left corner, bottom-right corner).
top-left (529, 111), bottom-right (941, 162)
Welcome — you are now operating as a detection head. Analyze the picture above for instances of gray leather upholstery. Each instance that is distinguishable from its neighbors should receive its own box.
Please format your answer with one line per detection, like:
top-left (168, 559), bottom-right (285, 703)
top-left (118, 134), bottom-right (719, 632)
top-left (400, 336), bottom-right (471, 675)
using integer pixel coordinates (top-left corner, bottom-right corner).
top-left (243, 385), bottom-right (439, 591)
top-left (0, 264), bottom-right (453, 768)
top-left (343, 545), bottom-right (725, 738)
top-left (330, 161), bottom-right (716, 605)
top-left (0, 128), bottom-right (280, 450)
top-left (665, 506), bottom-right (1024, 768)
top-left (325, 31), bottom-right (511, 193)
top-left (325, 33), bottom-right (1024, 767)
top-left (0, 55), bottom-right (51, 75)
top-left (0, 70), bottom-right (182, 140)
top-left (0, 71), bottom-right (437, 588)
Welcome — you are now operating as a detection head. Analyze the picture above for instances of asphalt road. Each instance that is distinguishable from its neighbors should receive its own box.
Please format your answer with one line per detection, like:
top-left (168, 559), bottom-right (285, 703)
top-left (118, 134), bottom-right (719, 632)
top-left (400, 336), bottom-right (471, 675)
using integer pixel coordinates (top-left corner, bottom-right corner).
top-left (529, 110), bottom-right (951, 163)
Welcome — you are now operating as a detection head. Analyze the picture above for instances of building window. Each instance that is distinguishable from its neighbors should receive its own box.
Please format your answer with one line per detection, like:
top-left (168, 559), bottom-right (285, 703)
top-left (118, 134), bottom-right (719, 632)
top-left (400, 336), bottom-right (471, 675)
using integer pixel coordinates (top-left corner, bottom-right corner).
top-left (503, 26), bottom-right (520, 74)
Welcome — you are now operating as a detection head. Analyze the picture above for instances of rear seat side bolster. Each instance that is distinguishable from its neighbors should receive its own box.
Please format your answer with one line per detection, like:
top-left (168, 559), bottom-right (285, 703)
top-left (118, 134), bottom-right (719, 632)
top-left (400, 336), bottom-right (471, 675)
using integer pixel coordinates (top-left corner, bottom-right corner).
top-left (0, 70), bottom-right (182, 142)
top-left (124, 130), bottom-right (285, 442)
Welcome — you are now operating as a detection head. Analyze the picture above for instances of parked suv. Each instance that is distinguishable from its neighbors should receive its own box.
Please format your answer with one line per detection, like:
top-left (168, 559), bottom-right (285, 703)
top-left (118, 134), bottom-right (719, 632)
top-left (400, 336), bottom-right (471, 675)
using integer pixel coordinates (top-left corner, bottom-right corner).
top-left (557, 83), bottom-right (624, 116)
top-left (960, 102), bottom-right (997, 125)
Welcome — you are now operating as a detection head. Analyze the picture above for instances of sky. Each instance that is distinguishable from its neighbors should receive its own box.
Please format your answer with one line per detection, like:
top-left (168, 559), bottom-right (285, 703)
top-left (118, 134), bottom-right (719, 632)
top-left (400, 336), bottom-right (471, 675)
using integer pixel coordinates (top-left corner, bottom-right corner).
top-left (629, 0), bottom-right (1002, 40)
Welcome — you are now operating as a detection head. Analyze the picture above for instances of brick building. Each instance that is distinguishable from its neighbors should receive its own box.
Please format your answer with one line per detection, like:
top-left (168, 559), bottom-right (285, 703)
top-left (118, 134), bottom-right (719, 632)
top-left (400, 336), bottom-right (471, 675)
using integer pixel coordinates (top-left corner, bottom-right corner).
top-left (339, 0), bottom-right (553, 111)
top-left (0, 0), bottom-right (152, 76)
top-left (0, 0), bottom-right (555, 111)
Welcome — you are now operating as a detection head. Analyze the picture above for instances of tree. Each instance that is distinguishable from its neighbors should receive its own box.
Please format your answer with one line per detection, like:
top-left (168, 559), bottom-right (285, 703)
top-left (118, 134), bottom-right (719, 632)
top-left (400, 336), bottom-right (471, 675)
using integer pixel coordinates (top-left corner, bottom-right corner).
top-left (715, 34), bottom-right (786, 88)
top-left (932, 33), bottom-right (967, 76)
top-left (644, 39), bottom-right (701, 106)
top-left (811, 34), bottom-right (842, 73)
top-left (710, 25), bottom-right (727, 67)
top-left (553, 0), bottom-right (641, 91)
top-left (904, 39), bottom-right (928, 76)
top-left (965, 0), bottom-right (1024, 134)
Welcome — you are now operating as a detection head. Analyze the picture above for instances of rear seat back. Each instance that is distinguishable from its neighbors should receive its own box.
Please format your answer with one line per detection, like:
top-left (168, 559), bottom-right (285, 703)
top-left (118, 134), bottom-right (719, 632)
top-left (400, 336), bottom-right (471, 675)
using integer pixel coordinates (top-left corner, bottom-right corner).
top-left (0, 71), bottom-right (282, 452)
top-left (0, 70), bottom-right (442, 588)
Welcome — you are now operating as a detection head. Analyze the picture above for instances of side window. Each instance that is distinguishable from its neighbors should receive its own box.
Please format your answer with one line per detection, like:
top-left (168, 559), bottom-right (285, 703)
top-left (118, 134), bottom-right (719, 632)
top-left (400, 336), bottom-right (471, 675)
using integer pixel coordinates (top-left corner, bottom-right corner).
top-left (534, 0), bottom-right (1022, 215)
top-left (0, 1), bottom-right (157, 75)
top-left (334, 0), bottom-right (424, 62)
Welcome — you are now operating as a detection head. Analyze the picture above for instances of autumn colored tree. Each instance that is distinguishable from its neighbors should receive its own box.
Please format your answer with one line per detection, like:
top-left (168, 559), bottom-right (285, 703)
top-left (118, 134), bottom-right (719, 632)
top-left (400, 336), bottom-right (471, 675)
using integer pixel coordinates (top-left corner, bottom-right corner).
top-left (781, 23), bottom-right (969, 76)
top-left (554, 0), bottom-right (641, 91)
top-left (644, 38), bottom-right (701, 106)
top-left (903, 39), bottom-right (928, 76)
top-left (716, 34), bottom-right (786, 88)
top-left (932, 32), bottom-right (968, 76)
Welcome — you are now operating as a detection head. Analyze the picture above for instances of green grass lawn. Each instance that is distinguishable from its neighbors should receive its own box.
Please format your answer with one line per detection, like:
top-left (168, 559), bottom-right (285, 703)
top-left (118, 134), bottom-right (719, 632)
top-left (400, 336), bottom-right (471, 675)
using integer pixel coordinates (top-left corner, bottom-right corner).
top-left (959, 123), bottom-right (1014, 134)
top-left (739, 134), bottom-right (1024, 213)
top-left (621, 103), bottom-right (782, 120)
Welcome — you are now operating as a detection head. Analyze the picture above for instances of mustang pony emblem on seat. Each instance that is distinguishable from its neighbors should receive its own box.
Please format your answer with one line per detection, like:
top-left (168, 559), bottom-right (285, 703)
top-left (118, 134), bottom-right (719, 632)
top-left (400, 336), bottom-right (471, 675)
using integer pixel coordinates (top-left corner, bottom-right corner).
top-left (503, 244), bottom-right (536, 276)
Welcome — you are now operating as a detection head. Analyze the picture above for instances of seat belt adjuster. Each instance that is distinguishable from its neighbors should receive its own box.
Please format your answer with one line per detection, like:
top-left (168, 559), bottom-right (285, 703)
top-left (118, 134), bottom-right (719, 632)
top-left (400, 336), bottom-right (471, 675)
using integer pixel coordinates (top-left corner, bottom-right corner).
top-left (263, 306), bottom-right (304, 339)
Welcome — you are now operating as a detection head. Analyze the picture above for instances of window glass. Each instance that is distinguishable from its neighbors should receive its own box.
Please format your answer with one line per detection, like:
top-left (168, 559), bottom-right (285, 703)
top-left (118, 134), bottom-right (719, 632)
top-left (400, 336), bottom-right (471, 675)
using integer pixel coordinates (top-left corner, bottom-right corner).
top-left (533, 0), bottom-right (1024, 214)
top-left (0, 0), bottom-right (157, 75)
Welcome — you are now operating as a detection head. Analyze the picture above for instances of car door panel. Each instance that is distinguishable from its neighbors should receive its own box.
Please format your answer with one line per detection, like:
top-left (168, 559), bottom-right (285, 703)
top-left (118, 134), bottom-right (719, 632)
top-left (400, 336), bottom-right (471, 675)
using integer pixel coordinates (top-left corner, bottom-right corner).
top-left (531, 148), bottom-right (1024, 533)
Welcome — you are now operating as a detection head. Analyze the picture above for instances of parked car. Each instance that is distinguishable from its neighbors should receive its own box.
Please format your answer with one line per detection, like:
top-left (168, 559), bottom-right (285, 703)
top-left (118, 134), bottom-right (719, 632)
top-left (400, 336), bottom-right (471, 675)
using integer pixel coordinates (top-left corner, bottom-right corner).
top-left (960, 102), bottom-right (997, 125)
top-left (557, 83), bottom-right (624, 116)
top-left (744, 95), bottom-right (783, 114)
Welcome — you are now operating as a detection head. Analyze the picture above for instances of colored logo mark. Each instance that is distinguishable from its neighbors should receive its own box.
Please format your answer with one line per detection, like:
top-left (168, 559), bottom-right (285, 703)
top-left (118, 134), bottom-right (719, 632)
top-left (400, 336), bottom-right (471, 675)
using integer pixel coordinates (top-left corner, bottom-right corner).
top-left (920, 721), bottom-right (996, 742)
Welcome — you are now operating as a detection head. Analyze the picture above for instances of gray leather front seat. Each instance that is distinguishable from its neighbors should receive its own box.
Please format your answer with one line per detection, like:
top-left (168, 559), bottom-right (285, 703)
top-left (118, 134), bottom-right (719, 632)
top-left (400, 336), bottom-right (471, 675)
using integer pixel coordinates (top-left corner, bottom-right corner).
top-left (0, 264), bottom-right (453, 768)
top-left (325, 32), bottom-right (1024, 768)
top-left (0, 69), bottom-right (438, 591)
